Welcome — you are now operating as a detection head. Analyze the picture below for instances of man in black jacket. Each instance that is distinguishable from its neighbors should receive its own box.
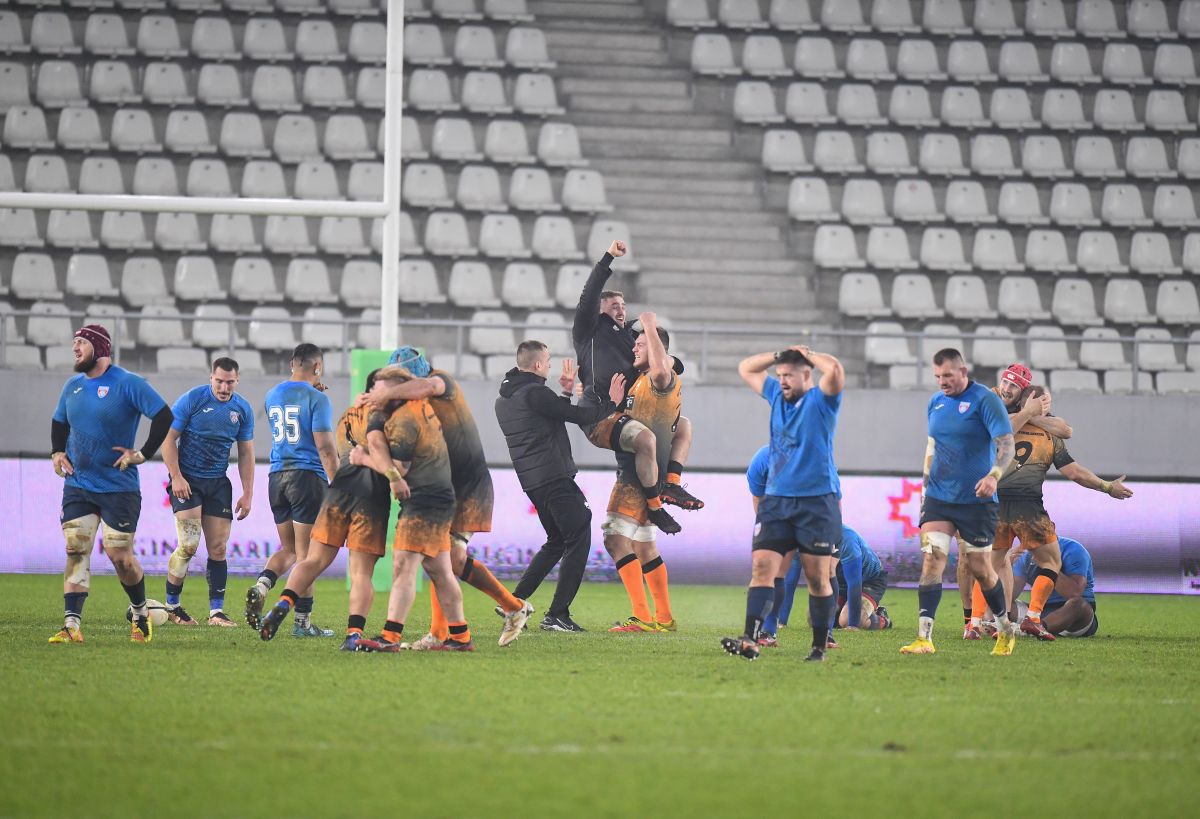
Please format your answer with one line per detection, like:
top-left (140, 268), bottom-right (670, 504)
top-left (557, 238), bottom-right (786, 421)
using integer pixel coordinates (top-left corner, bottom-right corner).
top-left (495, 340), bottom-right (625, 632)
top-left (573, 240), bottom-right (703, 534)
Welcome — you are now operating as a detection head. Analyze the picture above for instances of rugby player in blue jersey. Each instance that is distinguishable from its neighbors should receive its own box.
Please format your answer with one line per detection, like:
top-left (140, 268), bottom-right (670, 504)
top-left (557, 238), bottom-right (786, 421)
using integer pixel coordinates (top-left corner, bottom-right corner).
top-left (834, 526), bottom-right (892, 631)
top-left (723, 345), bottom-right (845, 662)
top-left (902, 348), bottom-right (1019, 656)
top-left (49, 324), bottom-right (173, 644)
top-left (245, 343), bottom-right (340, 637)
top-left (159, 357), bottom-right (256, 627)
top-left (1007, 536), bottom-right (1099, 638)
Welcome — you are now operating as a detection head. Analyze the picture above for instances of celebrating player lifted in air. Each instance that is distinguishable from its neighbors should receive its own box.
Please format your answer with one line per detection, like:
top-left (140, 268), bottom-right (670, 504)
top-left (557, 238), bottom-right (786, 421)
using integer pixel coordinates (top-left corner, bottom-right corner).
top-left (159, 357), bottom-right (255, 628)
top-left (723, 344), bottom-right (845, 662)
top-left (49, 324), bottom-right (173, 645)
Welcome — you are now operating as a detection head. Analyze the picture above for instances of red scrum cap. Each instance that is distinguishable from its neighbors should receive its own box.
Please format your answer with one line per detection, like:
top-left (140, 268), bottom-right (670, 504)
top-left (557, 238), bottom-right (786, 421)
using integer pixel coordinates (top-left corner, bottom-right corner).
top-left (1001, 363), bottom-right (1033, 390)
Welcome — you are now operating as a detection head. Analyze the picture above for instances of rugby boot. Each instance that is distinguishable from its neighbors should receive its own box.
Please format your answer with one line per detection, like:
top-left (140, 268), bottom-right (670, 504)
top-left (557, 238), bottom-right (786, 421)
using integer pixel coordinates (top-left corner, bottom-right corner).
top-left (208, 611), bottom-right (237, 628)
top-left (876, 606), bottom-right (894, 629)
top-left (720, 635), bottom-right (760, 661)
top-left (654, 619), bottom-right (677, 633)
top-left (756, 632), bottom-right (779, 647)
top-left (245, 585), bottom-right (266, 630)
top-left (131, 614), bottom-right (153, 644)
top-left (646, 506), bottom-right (681, 535)
top-left (498, 601), bottom-right (531, 646)
top-left (1020, 616), bottom-right (1056, 642)
top-left (803, 647), bottom-right (826, 662)
top-left (660, 483), bottom-right (704, 511)
top-left (900, 637), bottom-right (936, 654)
top-left (429, 638), bottom-right (476, 652)
top-left (167, 605), bottom-right (198, 626)
top-left (991, 622), bottom-right (1018, 656)
top-left (540, 615), bottom-right (585, 632)
top-left (292, 622), bottom-right (335, 637)
top-left (259, 601), bottom-right (291, 641)
top-left (357, 635), bottom-right (403, 653)
top-left (48, 626), bottom-right (83, 644)
top-left (339, 633), bottom-right (362, 652)
top-left (401, 633), bottom-right (441, 650)
top-left (608, 616), bottom-right (657, 633)
top-left (826, 633), bottom-right (841, 649)
top-left (963, 624), bottom-right (983, 640)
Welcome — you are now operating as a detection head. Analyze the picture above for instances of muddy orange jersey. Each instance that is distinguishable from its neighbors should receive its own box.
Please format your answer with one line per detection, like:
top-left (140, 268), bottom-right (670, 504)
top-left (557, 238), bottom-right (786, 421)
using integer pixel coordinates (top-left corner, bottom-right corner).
top-left (427, 370), bottom-right (489, 487)
top-left (616, 371), bottom-right (681, 483)
top-left (998, 422), bottom-right (1074, 501)
top-left (370, 399), bottom-right (455, 508)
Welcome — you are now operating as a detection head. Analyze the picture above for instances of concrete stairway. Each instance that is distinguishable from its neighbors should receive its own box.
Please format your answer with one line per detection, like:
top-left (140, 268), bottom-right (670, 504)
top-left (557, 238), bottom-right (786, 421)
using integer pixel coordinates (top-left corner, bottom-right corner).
top-left (531, 0), bottom-right (831, 384)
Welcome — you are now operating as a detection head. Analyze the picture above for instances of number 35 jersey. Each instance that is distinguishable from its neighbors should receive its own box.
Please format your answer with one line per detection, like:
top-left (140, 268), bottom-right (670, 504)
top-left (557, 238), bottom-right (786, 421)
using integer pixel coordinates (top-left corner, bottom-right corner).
top-left (997, 422), bottom-right (1075, 501)
top-left (264, 380), bottom-right (334, 478)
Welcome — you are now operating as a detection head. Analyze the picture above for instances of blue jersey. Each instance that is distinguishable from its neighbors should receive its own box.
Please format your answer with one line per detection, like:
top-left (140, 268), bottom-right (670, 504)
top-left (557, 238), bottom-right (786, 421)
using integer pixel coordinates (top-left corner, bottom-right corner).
top-left (264, 380), bottom-right (333, 477)
top-left (747, 444), bottom-right (769, 497)
top-left (170, 385), bottom-right (255, 479)
top-left (1014, 536), bottom-right (1095, 606)
top-left (53, 365), bottom-right (167, 494)
top-left (761, 379), bottom-right (841, 498)
top-left (926, 381), bottom-right (1011, 505)
top-left (836, 526), bottom-right (883, 586)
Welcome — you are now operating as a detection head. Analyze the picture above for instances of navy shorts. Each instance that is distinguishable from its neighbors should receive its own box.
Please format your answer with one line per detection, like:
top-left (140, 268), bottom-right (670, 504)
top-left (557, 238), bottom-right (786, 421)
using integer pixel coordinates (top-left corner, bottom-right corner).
top-left (1045, 600), bottom-right (1099, 638)
top-left (920, 495), bottom-right (998, 549)
top-left (169, 473), bottom-right (234, 519)
top-left (268, 469), bottom-right (327, 525)
top-left (61, 485), bottom-right (142, 533)
top-left (862, 571), bottom-right (888, 606)
top-left (753, 493), bottom-right (842, 556)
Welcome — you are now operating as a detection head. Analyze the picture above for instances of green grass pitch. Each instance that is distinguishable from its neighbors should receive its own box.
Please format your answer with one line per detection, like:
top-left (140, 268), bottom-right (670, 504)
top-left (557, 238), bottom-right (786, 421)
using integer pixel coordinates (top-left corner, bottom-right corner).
top-left (1, 574), bottom-right (1196, 818)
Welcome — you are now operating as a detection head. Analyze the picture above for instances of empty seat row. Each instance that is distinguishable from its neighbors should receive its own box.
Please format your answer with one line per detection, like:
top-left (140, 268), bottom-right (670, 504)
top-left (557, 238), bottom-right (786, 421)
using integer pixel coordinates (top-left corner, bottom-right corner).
top-left (401, 163), bottom-right (610, 212)
top-left (735, 81), bottom-right (1199, 133)
top-left (839, 271), bottom-right (1200, 326)
top-left (693, 34), bottom-right (1200, 87)
top-left (763, 129), bottom-right (1200, 181)
top-left (404, 23), bottom-right (554, 69)
top-left (788, 177), bottom-right (1200, 229)
top-left (813, 224), bottom-right (1200, 274)
top-left (405, 67), bottom-right (563, 115)
top-left (670, 0), bottom-right (1196, 41)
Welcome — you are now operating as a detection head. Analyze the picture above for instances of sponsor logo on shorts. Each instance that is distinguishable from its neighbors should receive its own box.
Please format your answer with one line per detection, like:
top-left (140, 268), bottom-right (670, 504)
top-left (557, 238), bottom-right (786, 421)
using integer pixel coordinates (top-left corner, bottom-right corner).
top-left (958, 401), bottom-right (971, 414)
top-left (815, 541), bottom-right (834, 551)
top-left (97, 386), bottom-right (109, 398)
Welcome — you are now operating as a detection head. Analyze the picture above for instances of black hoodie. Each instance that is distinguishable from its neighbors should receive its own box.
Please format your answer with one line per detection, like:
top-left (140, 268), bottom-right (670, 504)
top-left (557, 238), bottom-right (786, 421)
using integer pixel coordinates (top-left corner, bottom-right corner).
top-left (494, 368), bottom-right (615, 492)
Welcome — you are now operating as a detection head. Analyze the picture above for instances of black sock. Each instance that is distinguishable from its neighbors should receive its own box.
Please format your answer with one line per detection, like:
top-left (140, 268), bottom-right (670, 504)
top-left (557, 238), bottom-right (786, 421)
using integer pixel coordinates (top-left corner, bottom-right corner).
top-left (64, 591), bottom-right (87, 626)
top-left (667, 460), bottom-right (683, 483)
top-left (258, 569), bottom-right (278, 589)
top-left (122, 576), bottom-right (147, 612)
top-left (383, 620), bottom-right (404, 641)
top-left (917, 583), bottom-right (943, 620)
top-left (963, 606), bottom-right (972, 625)
top-left (981, 581), bottom-right (1008, 622)
top-left (347, 614), bottom-right (366, 632)
top-left (459, 555), bottom-right (475, 583)
top-left (296, 596), bottom-right (314, 615)
top-left (640, 482), bottom-right (660, 500)
top-left (165, 580), bottom-right (184, 606)
top-left (809, 594), bottom-right (833, 649)
top-left (206, 558), bottom-right (227, 612)
top-left (744, 585), bottom-right (773, 640)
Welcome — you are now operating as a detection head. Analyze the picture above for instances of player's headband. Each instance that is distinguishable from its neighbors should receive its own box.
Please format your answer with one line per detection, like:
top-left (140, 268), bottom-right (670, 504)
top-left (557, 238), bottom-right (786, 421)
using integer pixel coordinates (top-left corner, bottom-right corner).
top-left (74, 324), bottom-right (112, 359)
top-left (1001, 364), bottom-right (1032, 389)
top-left (388, 346), bottom-right (431, 378)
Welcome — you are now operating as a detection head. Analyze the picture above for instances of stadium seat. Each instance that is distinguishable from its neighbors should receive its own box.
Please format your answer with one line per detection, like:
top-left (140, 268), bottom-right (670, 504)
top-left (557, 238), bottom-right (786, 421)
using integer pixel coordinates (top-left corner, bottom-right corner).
top-left (1156, 371), bottom-right (1200, 394)
top-left (121, 257), bottom-right (171, 307)
top-left (0, 209), bottom-right (44, 248)
top-left (31, 12), bottom-right (81, 55)
top-left (1051, 278), bottom-right (1102, 326)
top-left (972, 325), bottom-right (1020, 368)
top-left (403, 163), bottom-right (453, 208)
top-left (1050, 42), bottom-right (1100, 84)
top-left (300, 306), bottom-right (347, 352)
top-left (1185, 233), bottom-right (1200, 275)
top-left (500, 263), bottom-right (554, 309)
top-left (1153, 186), bottom-right (1200, 228)
top-left (1049, 368), bottom-right (1101, 393)
top-left (998, 276), bottom-right (1051, 321)
top-left (733, 81), bottom-right (782, 124)
top-left (946, 40), bottom-right (995, 83)
top-left (143, 62), bottom-right (194, 107)
top-left (468, 310), bottom-right (516, 356)
top-left (940, 86), bottom-right (989, 129)
top-left (1079, 326), bottom-right (1129, 370)
top-left (838, 272), bottom-right (890, 318)
top-left (841, 179), bottom-right (890, 225)
top-left (509, 167), bottom-right (559, 212)
top-left (586, 221), bottom-right (637, 270)
top-left (26, 302), bottom-right (74, 348)
top-left (251, 66), bottom-right (300, 112)
top-left (813, 225), bottom-right (864, 268)
top-left (131, 157), bottom-right (178, 197)
top-left (1018, 135), bottom-right (1066, 178)
top-left (405, 68), bottom-right (455, 112)
top-left (1104, 278), bottom-right (1156, 324)
top-left (65, 253), bottom-right (118, 299)
top-left (1130, 232), bottom-right (1182, 276)
top-left (1128, 0), bottom-right (1175, 39)
top-left (888, 85), bottom-right (938, 128)
top-left (247, 306), bottom-right (296, 351)
top-left (453, 70), bottom-right (507, 114)
top-left (918, 323), bottom-right (966, 363)
top-left (12, 252), bottom-right (62, 300)
top-left (263, 215), bottom-right (315, 255)
top-left (784, 83), bottom-right (835, 125)
top-left (744, 35), bottom-right (792, 78)
top-left (24, 154), bottom-right (71, 193)
top-left (922, 0), bottom-right (971, 34)
top-left (345, 20), bottom-right (385, 63)
top-left (320, 114), bottom-right (373, 162)
top-left (429, 117), bottom-right (480, 162)
top-left (918, 133), bottom-right (967, 176)
top-left (154, 347), bottom-right (207, 373)
top-left (397, 259), bottom-right (445, 304)
top-left (1076, 230), bottom-right (1128, 275)
top-left (302, 67), bottom-right (351, 109)
top-left (1156, 280), bottom-right (1200, 325)
top-left (137, 16), bottom-right (186, 58)
top-left (0, 10), bottom-right (28, 55)
top-left (57, 107), bottom-right (108, 152)
top-left (318, 216), bottom-right (368, 256)
top-left (865, 321), bottom-right (916, 365)
top-left (945, 180), bottom-right (995, 224)
top-left (534, 123), bottom-right (585, 168)
top-left (1134, 327), bottom-right (1184, 372)
top-left (337, 260), bottom-right (379, 308)
top-left (764, 0), bottom-right (816, 30)
top-left (1101, 185), bottom-right (1152, 227)
top-left (1027, 229), bottom-right (1077, 274)
top-left (1102, 43), bottom-right (1150, 85)
top-left (971, 134), bottom-right (1017, 176)
top-left (527, 311), bottom-right (572, 356)
top-left (0, 63), bottom-right (31, 115)
top-left (1042, 88), bottom-right (1090, 130)
top-left (229, 257), bottom-right (281, 304)
top-left (284, 258), bottom-right (337, 304)
top-left (891, 273), bottom-right (943, 319)
top-left (885, 363), bottom-right (926, 390)
top-left (209, 214), bottom-right (261, 253)
top-left (89, 60), bottom-right (140, 104)
top-left (1153, 43), bottom-right (1199, 85)
top-left (895, 39), bottom-right (946, 81)
top-left (243, 18), bottom-right (293, 61)
top-left (1126, 137), bottom-right (1173, 179)
top-left (1102, 368), bottom-right (1153, 393)
top-left (196, 64), bottom-right (247, 108)
top-left (36, 61), bottom-right (86, 108)
top-left (294, 161), bottom-right (340, 200)
top-left (456, 164), bottom-right (506, 211)
top-left (762, 130), bottom-right (814, 173)
top-left (845, 39), bottom-right (893, 81)
top-left (1050, 183), bottom-right (1100, 227)
top-left (998, 42), bottom-right (1049, 83)
top-left (865, 226), bottom-right (917, 269)
top-left (447, 261), bottom-right (501, 307)
top-left (1072, 135), bottom-right (1121, 179)
top-left (1076, 0), bottom-right (1121, 38)
top-left (1093, 89), bottom-right (1142, 132)
top-left (548, 264), bottom-right (588, 310)
top-left (164, 111), bottom-right (216, 155)
top-left (0, 155), bottom-right (12, 192)
top-left (1028, 0), bottom-right (1074, 36)
top-left (4, 105), bottom-right (55, 150)
top-left (514, 74), bottom-right (564, 117)
top-left (241, 160), bottom-right (287, 198)
top-left (987, 87), bottom-right (1038, 131)
top-left (348, 67), bottom-right (383, 110)
top-left (919, 228), bottom-right (970, 272)
top-left (422, 211), bottom-right (476, 257)
top-left (940, 273), bottom-right (998, 319)
top-left (996, 179), bottom-right (1049, 224)
top-left (506, 27), bottom-right (555, 70)
top-left (173, 256), bottom-right (226, 302)
top-left (137, 305), bottom-right (186, 348)
top-left (973, 228), bottom-right (1024, 272)
top-left (453, 25), bottom-right (501, 69)
top-left (4, 345), bottom-right (43, 371)
top-left (295, 20), bottom-right (344, 64)
top-left (793, 37), bottom-right (842, 78)
top-left (836, 84), bottom-right (886, 126)
top-left (1179, 140), bottom-right (1200, 180)
top-left (893, 179), bottom-right (942, 222)
top-left (1181, 0), bottom-right (1200, 37)
top-left (813, 131), bottom-right (864, 173)
top-left (562, 169), bottom-right (612, 214)
top-left (865, 132), bottom-right (915, 176)
top-left (973, 0), bottom-right (1019, 35)
top-left (47, 210), bottom-right (99, 249)
top-left (715, 0), bottom-right (765, 28)
top-left (190, 304), bottom-right (242, 348)
top-left (191, 17), bottom-right (240, 61)
top-left (218, 112), bottom-right (269, 158)
top-left (479, 120), bottom-right (532, 165)
top-left (1029, 325), bottom-right (1077, 369)
top-left (155, 213), bottom-right (205, 251)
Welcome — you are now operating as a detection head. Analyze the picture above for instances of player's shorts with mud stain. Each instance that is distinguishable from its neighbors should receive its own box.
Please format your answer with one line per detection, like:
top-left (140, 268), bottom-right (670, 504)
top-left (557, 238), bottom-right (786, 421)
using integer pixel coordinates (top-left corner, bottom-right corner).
top-left (394, 501), bottom-right (455, 559)
top-left (451, 470), bottom-right (494, 534)
top-left (606, 479), bottom-right (649, 526)
top-left (584, 411), bottom-right (647, 454)
top-left (994, 498), bottom-right (1059, 552)
top-left (311, 487), bottom-right (390, 557)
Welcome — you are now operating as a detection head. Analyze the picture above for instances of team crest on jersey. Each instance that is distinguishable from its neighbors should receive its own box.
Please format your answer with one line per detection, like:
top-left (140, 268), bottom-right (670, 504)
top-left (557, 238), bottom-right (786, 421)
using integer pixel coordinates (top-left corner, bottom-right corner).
top-left (958, 401), bottom-right (971, 413)
top-left (229, 411), bottom-right (240, 424)
top-left (97, 386), bottom-right (109, 398)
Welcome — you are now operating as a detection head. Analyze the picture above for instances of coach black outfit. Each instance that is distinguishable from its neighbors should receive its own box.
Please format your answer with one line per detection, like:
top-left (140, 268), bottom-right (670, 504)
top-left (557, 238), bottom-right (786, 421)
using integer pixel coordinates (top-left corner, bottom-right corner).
top-left (495, 367), bottom-right (616, 629)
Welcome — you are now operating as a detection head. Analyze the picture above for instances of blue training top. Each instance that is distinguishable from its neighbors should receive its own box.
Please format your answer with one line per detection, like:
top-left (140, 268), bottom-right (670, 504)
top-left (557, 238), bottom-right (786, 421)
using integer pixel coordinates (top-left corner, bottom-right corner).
top-left (1014, 536), bottom-right (1095, 606)
top-left (926, 381), bottom-right (1011, 505)
top-left (53, 365), bottom-right (168, 494)
top-left (746, 444), bottom-right (769, 497)
top-left (170, 385), bottom-right (255, 479)
top-left (760, 378), bottom-right (841, 498)
top-left (835, 525), bottom-right (884, 625)
top-left (264, 380), bottom-right (333, 477)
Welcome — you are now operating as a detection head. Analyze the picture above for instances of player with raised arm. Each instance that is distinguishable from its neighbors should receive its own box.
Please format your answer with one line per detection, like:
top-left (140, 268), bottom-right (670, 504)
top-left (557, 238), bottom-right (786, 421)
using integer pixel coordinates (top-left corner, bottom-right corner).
top-left (245, 343), bottom-right (339, 638)
top-left (49, 324), bottom-right (173, 644)
top-left (573, 240), bottom-right (701, 533)
top-left (901, 348), bottom-right (1019, 657)
top-left (1007, 536), bottom-right (1100, 638)
top-left (159, 357), bottom-right (255, 627)
top-left (722, 344), bottom-right (845, 662)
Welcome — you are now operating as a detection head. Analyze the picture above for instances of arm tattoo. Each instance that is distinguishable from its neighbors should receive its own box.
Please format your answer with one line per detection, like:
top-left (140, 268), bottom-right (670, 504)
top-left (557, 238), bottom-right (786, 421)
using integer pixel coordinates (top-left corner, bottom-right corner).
top-left (993, 433), bottom-right (1015, 471)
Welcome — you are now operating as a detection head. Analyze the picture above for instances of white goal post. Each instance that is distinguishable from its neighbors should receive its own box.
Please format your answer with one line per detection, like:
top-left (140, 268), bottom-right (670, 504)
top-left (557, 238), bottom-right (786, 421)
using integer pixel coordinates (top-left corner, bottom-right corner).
top-left (0, 0), bottom-right (406, 350)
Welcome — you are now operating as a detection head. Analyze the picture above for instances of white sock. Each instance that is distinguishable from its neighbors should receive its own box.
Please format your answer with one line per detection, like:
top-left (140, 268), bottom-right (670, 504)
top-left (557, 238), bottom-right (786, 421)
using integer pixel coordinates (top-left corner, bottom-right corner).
top-left (918, 616), bottom-right (934, 640)
top-left (65, 614), bottom-right (81, 630)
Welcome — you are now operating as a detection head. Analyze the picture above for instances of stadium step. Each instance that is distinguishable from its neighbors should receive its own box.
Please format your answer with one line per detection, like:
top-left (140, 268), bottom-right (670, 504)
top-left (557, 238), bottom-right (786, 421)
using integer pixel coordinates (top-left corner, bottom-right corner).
top-left (607, 176), bottom-right (760, 196)
top-left (569, 110), bottom-right (730, 129)
top-left (641, 284), bottom-right (813, 309)
top-left (540, 18), bottom-right (662, 35)
top-left (632, 237), bottom-right (791, 260)
top-left (592, 158), bottom-right (762, 178)
top-left (548, 47), bottom-right (671, 67)
top-left (569, 93), bottom-right (696, 114)
top-left (638, 256), bottom-right (804, 275)
top-left (577, 125), bottom-right (730, 146)
top-left (559, 78), bottom-right (691, 98)
top-left (530, 0), bottom-right (645, 19)
top-left (620, 207), bottom-right (781, 227)
top-left (632, 221), bottom-right (782, 241)
top-left (647, 270), bottom-right (800, 290)
top-left (609, 189), bottom-right (764, 210)
top-left (543, 30), bottom-right (664, 52)
top-left (652, 303), bottom-right (823, 323)
top-left (554, 63), bottom-right (694, 81)
top-left (581, 140), bottom-right (734, 161)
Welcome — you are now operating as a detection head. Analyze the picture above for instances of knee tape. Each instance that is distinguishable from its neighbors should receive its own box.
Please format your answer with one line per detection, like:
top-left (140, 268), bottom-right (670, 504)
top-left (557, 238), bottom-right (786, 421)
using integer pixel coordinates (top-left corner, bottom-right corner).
top-left (920, 531), bottom-right (952, 555)
top-left (168, 517), bottom-right (202, 577)
top-left (451, 531), bottom-right (471, 550)
top-left (62, 515), bottom-right (99, 589)
top-left (601, 514), bottom-right (656, 542)
top-left (101, 523), bottom-right (134, 551)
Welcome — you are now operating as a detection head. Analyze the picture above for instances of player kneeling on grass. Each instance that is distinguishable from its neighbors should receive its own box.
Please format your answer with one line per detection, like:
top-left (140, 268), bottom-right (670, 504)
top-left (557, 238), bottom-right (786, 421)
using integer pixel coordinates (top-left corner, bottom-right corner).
top-left (834, 525), bottom-right (892, 632)
top-left (998, 536), bottom-right (1099, 639)
top-left (159, 357), bottom-right (255, 628)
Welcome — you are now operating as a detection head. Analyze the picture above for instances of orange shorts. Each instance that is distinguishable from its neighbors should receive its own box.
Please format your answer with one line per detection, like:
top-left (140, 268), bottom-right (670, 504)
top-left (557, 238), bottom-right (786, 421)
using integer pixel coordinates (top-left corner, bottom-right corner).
top-left (393, 503), bottom-right (454, 559)
top-left (311, 489), bottom-right (389, 557)
top-left (585, 411), bottom-right (646, 453)
top-left (451, 472), bottom-right (494, 534)
top-left (994, 500), bottom-right (1058, 552)
top-left (606, 480), bottom-right (649, 526)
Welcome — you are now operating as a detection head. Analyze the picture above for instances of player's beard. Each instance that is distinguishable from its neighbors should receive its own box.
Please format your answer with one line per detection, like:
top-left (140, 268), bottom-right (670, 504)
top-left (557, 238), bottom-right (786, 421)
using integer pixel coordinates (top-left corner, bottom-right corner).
top-left (73, 351), bottom-right (96, 373)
